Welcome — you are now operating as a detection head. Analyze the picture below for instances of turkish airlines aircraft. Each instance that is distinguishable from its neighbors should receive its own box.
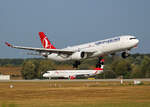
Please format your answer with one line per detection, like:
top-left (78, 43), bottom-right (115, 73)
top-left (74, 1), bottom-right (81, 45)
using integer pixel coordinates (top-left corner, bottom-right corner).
top-left (5, 32), bottom-right (139, 68)
top-left (43, 59), bottom-right (104, 79)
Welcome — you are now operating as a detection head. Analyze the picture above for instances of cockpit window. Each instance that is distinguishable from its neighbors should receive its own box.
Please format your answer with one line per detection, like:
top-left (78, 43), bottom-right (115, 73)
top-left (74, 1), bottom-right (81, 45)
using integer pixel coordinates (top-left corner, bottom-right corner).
top-left (129, 38), bottom-right (136, 40)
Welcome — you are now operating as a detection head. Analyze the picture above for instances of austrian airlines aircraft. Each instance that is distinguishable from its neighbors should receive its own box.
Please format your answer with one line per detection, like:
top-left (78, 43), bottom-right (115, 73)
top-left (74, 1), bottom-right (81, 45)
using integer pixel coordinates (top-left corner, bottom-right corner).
top-left (43, 68), bottom-right (103, 79)
top-left (5, 32), bottom-right (139, 68)
top-left (43, 58), bottom-right (104, 79)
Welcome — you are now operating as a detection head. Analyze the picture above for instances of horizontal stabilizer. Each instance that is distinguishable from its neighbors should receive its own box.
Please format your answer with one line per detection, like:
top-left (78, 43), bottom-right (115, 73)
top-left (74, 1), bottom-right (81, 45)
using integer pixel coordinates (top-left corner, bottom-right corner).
top-left (5, 42), bottom-right (13, 47)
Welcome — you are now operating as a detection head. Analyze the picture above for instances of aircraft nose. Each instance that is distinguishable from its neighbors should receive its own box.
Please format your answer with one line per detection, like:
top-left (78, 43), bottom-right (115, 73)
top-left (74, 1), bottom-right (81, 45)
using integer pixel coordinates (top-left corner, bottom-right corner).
top-left (135, 39), bottom-right (139, 45)
top-left (43, 73), bottom-right (48, 77)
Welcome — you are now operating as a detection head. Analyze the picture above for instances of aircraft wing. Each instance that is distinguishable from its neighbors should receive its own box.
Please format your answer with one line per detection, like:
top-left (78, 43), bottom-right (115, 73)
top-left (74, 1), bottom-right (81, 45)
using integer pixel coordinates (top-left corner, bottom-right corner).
top-left (5, 42), bottom-right (94, 56)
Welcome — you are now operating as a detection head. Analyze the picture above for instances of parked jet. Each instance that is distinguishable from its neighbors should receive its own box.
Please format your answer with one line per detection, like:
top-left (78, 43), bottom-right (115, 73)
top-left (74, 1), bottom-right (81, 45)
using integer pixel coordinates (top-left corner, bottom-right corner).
top-left (43, 58), bottom-right (104, 79)
top-left (5, 32), bottom-right (139, 68)
top-left (43, 68), bottom-right (103, 79)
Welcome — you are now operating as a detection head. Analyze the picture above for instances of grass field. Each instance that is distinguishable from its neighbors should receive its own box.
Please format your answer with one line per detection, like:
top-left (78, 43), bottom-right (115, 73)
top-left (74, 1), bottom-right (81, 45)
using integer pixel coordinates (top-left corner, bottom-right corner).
top-left (0, 81), bottom-right (150, 107)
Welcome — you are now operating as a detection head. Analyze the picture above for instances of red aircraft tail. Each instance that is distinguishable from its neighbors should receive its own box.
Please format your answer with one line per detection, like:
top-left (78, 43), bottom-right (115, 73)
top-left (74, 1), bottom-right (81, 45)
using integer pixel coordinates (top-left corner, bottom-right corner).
top-left (95, 58), bottom-right (104, 70)
top-left (39, 32), bottom-right (56, 49)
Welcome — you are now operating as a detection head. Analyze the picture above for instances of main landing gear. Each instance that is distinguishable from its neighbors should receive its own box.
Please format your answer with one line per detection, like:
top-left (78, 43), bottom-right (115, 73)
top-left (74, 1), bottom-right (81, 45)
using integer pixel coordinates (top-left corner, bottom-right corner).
top-left (73, 61), bottom-right (81, 68)
top-left (73, 56), bottom-right (104, 69)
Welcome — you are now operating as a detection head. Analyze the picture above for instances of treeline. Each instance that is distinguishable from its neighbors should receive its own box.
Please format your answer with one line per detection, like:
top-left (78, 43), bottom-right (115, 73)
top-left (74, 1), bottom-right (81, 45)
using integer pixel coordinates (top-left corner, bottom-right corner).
top-left (0, 59), bottom-right (25, 66)
top-left (1, 53), bottom-right (150, 79)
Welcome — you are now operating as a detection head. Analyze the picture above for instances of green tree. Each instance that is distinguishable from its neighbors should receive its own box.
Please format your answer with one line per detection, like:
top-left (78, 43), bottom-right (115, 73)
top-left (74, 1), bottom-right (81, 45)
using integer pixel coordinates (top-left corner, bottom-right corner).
top-left (95, 65), bottom-right (116, 79)
top-left (21, 60), bottom-right (36, 79)
top-left (130, 65), bottom-right (143, 78)
top-left (140, 56), bottom-right (150, 78)
top-left (110, 59), bottom-right (132, 78)
top-left (36, 60), bottom-right (55, 79)
top-left (96, 70), bottom-right (116, 79)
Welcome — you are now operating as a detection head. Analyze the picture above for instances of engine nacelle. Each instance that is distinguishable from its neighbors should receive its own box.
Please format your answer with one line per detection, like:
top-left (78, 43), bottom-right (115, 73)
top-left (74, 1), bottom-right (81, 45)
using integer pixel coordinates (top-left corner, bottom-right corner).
top-left (121, 52), bottom-right (130, 59)
top-left (41, 52), bottom-right (49, 58)
top-left (70, 52), bottom-right (87, 60)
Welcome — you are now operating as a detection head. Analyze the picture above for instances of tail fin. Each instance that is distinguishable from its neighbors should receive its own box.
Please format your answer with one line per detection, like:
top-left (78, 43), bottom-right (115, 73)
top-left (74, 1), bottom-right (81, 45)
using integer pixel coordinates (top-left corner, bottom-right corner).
top-left (95, 58), bottom-right (104, 70)
top-left (39, 32), bottom-right (56, 49)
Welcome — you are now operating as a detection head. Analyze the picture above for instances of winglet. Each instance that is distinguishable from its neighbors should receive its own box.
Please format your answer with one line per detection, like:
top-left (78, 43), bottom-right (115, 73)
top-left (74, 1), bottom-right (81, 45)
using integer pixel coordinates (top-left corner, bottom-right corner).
top-left (5, 42), bottom-right (13, 47)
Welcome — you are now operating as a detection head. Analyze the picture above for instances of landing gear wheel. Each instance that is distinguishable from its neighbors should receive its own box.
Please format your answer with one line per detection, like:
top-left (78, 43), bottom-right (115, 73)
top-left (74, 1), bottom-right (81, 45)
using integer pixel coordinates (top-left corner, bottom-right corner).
top-left (73, 61), bottom-right (81, 68)
top-left (122, 52), bottom-right (130, 59)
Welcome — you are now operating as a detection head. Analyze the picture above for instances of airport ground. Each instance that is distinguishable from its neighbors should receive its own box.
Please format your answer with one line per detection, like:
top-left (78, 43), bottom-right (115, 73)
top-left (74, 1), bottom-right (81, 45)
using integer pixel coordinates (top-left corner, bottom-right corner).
top-left (0, 81), bottom-right (150, 107)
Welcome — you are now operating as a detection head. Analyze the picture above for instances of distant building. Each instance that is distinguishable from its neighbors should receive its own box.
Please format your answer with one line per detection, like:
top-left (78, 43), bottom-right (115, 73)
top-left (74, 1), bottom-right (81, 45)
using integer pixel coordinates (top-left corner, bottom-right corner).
top-left (0, 75), bottom-right (10, 80)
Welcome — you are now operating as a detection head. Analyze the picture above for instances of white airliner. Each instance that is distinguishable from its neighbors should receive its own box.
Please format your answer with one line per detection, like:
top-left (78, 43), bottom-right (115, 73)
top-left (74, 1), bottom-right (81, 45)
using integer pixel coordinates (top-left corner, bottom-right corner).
top-left (43, 68), bottom-right (103, 79)
top-left (43, 58), bottom-right (104, 79)
top-left (5, 32), bottom-right (139, 68)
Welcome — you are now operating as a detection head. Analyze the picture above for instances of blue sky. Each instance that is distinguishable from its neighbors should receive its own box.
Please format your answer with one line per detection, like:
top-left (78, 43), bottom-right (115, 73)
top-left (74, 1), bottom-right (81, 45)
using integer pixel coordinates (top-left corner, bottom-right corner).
top-left (0, 0), bottom-right (149, 58)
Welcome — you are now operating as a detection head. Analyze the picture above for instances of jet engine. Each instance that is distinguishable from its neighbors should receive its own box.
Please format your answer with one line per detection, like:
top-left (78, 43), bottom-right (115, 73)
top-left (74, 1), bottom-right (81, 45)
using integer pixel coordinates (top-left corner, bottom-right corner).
top-left (41, 52), bottom-right (49, 58)
top-left (71, 52), bottom-right (87, 60)
top-left (121, 51), bottom-right (130, 59)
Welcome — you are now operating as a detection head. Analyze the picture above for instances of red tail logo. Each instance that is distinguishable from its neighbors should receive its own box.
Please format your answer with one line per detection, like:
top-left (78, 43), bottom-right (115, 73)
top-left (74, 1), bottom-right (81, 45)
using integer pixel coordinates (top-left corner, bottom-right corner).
top-left (95, 58), bottom-right (104, 70)
top-left (39, 32), bottom-right (56, 49)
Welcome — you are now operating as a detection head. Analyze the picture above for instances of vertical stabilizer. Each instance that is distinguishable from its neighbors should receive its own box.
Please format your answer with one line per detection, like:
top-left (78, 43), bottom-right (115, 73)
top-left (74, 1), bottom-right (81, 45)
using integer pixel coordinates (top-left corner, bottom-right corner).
top-left (95, 58), bottom-right (104, 70)
top-left (39, 32), bottom-right (56, 49)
